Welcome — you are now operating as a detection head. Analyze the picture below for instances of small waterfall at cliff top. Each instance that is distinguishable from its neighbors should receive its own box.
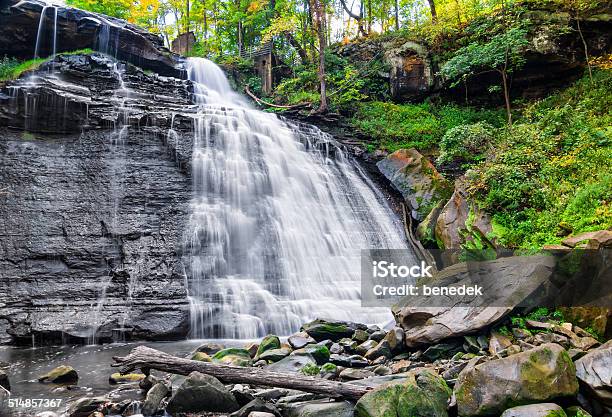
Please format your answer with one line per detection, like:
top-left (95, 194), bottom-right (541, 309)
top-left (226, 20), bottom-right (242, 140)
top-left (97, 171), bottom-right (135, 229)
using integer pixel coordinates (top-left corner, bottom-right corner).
top-left (34, 4), bottom-right (58, 59)
top-left (185, 58), bottom-right (416, 339)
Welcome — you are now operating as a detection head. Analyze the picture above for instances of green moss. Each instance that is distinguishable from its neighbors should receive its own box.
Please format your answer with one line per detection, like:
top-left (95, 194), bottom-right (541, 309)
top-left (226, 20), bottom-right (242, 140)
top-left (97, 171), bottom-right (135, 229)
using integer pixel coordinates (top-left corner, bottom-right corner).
top-left (191, 352), bottom-right (212, 362)
top-left (0, 49), bottom-right (94, 82)
top-left (320, 362), bottom-right (337, 373)
top-left (300, 363), bottom-right (320, 376)
top-left (255, 335), bottom-right (281, 359)
top-left (212, 348), bottom-right (253, 366)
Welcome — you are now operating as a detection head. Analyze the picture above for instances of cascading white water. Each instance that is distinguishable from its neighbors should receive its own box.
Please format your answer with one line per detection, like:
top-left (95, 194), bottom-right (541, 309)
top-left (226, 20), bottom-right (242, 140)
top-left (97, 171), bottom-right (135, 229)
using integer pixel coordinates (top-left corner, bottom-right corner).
top-left (185, 58), bottom-right (417, 339)
top-left (34, 5), bottom-right (58, 59)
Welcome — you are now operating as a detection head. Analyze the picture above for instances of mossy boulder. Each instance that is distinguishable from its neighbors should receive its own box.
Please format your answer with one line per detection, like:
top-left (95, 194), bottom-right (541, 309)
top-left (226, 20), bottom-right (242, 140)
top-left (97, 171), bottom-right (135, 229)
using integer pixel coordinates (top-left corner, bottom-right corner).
top-left (255, 335), bottom-right (281, 360)
top-left (38, 365), bottom-right (78, 384)
top-left (355, 369), bottom-right (451, 417)
top-left (192, 352), bottom-right (212, 362)
top-left (500, 403), bottom-right (567, 417)
top-left (212, 348), bottom-right (253, 367)
top-left (108, 373), bottom-right (146, 384)
top-left (302, 320), bottom-right (355, 342)
top-left (434, 180), bottom-right (496, 251)
top-left (291, 344), bottom-right (330, 365)
top-left (259, 347), bottom-right (291, 363)
top-left (454, 343), bottom-right (578, 416)
top-left (377, 148), bottom-right (452, 221)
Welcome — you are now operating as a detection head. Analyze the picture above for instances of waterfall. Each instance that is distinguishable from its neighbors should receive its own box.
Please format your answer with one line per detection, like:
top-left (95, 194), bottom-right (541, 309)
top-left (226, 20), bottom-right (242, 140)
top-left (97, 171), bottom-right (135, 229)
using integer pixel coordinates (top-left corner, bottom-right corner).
top-left (34, 5), bottom-right (58, 59)
top-left (185, 58), bottom-right (417, 339)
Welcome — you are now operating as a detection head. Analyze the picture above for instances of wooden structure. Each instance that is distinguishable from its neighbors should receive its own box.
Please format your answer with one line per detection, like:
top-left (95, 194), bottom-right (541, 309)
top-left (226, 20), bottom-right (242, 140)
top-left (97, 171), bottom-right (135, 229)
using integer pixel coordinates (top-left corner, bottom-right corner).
top-left (240, 41), bottom-right (274, 95)
top-left (172, 32), bottom-right (196, 55)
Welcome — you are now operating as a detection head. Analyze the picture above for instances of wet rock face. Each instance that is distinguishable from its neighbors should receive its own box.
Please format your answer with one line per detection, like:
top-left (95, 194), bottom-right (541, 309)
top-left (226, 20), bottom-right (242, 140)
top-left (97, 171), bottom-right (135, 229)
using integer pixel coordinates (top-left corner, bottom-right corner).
top-left (0, 0), bottom-right (182, 77)
top-left (0, 54), bottom-right (194, 344)
top-left (0, 54), bottom-right (194, 137)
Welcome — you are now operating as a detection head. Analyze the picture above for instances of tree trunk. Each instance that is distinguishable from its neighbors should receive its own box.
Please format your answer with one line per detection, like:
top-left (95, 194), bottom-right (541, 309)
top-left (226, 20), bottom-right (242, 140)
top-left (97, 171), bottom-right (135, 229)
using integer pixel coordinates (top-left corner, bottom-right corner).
top-left (309, 0), bottom-right (327, 112)
top-left (367, 0), bottom-right (372, 33)
top-left (185, 0), bottom-right (191, 54)
top-left (500, 69), bottom-right (512, 126)
top-left (285, 31), bottom-right (308, 63)
top-left (576, 18), bottom-right (593, 81)
top-left (203, 1), bottom-right (208, 50)
top-left (339, 0), bottom-right (367, 36)
top-left (395, 0), bottom-right (399, 30)
top-left (112, 346), bottom-right (370, 401)
top-left (427, 0), bottom-right (437, 23)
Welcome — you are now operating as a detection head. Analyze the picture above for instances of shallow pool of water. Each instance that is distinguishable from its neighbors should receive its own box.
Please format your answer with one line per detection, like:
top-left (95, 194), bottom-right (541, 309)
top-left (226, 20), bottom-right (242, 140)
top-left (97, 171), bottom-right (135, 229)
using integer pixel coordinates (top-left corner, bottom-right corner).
top-left (0, 339), bottom-right (248, 416)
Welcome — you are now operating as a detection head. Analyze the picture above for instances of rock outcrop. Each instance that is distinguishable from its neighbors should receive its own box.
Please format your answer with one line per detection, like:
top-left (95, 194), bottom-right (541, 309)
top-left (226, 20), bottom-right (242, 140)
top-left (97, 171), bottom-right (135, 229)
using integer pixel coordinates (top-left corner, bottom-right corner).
top-left (0, 54), bottom-right (194, 343)
top-left (377, 148), bottom-right (452, 221)
top-left (335, 38), bottom-right (436, 102)
top-left (0, 0), bottom-right (182, 77)
top-left (433, 179), bottom-right (496, 250)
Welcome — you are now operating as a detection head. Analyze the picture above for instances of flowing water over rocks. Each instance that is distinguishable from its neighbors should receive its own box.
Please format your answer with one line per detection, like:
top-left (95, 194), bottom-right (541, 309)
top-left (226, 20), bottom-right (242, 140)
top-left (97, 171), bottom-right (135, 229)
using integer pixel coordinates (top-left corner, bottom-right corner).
top-left (0, 53), bottom-right (412, 344)
top-left (183, 58), bottom-right (411, 339)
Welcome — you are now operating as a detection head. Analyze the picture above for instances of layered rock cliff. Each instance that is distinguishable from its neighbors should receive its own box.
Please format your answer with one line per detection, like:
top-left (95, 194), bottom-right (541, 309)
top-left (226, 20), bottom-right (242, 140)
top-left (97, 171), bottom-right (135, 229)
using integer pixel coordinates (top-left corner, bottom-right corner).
top-left (0, 54), bottom-right (196, 344)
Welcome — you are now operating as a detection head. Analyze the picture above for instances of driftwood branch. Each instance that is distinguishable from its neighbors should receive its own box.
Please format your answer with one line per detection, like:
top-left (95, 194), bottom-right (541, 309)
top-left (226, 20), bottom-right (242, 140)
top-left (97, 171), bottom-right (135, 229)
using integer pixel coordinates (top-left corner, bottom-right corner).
top-left (244, 86), bottom-right (310, 109)
top-left (112, 346), bottom-right (371, 401)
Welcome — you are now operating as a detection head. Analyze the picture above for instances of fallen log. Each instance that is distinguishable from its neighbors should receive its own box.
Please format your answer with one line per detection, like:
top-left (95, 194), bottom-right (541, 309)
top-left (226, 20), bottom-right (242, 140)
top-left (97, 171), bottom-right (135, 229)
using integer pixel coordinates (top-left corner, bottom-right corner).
top-left (112, 346), bottom-right (371, 401)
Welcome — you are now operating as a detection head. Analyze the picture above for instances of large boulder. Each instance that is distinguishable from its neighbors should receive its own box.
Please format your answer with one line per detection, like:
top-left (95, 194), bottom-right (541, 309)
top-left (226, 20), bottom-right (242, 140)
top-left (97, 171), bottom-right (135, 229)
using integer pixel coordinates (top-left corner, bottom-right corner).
top-left (434, 180), bottom-right (496, 250)
top-left (355, 369), bottom-right (451, 417)
top-left (377, 148), bottom-right (452, 220)
top-left (393, 255), bottom-right (558, 347)
top-left (0, 0), bottom-right (181, 77)
top-left (454, 344), bottom-right (578, 416)
top-left (575, 340), bottom-right (612, 407)
top-left (500, 403), bottom-right (566, 417)
top-left (166, 371), bottom-right (240, 414)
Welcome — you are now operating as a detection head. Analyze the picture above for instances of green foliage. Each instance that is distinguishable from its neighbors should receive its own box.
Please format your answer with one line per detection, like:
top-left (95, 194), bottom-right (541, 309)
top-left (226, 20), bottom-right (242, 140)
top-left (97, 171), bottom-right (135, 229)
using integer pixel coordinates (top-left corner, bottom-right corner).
top-left (0, 49), bottom-right (93, 82)
top-left (300, 363), bottom-right (320, 376)
top-left (437, 122), bottom-right (495, 164)
top-left (441, 24), bottom-right (530, 85)
top-left (466, 70), bottom-right (612, 248)
top-left (583, 326), bottom-right (603, 342)
top-left (0, 57), bottom-right (46, 82)
top-left (67, 0), bottom-right (131, 20)
top-left (351, 101), bottom-right (505, 152)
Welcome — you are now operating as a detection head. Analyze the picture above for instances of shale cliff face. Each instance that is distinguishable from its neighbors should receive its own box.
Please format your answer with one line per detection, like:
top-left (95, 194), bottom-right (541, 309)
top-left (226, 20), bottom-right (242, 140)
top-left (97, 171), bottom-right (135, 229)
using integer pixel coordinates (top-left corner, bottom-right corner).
top-left (0, 54), bottom-right (196, 344)
top-left (0, 0), bottom-right (182, 77)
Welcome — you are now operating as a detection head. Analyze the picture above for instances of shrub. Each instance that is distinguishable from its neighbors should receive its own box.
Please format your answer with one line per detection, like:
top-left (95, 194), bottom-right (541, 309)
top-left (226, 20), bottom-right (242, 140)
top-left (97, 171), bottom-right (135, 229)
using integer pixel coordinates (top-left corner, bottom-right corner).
top-left (437, 122), bottom-right (494, 164)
